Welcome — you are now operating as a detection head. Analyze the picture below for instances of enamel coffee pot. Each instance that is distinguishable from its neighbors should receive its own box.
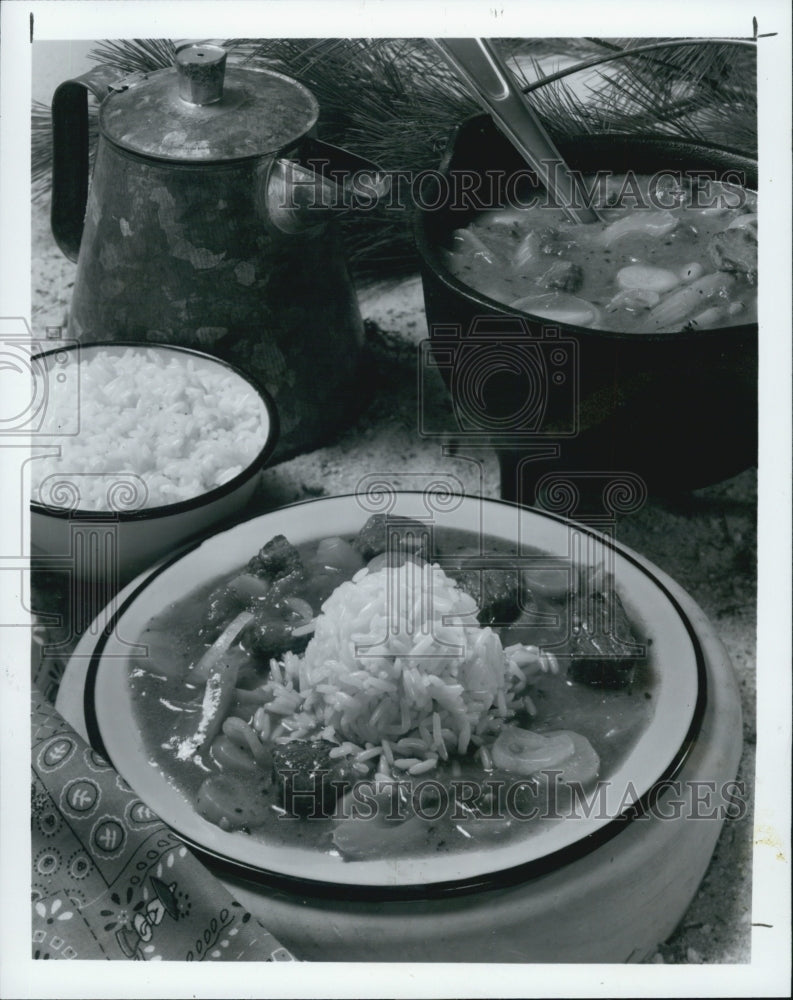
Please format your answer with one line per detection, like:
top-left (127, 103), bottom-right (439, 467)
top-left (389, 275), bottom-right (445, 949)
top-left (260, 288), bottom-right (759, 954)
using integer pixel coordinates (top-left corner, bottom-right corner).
top-left (51, 44), bottom-right (388, 456)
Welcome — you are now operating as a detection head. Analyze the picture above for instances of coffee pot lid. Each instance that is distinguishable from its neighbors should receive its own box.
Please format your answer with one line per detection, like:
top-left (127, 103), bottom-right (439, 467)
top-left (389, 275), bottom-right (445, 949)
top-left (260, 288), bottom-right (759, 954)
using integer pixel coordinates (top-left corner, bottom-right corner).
top-left (99, 44), bottom-right (319, 162)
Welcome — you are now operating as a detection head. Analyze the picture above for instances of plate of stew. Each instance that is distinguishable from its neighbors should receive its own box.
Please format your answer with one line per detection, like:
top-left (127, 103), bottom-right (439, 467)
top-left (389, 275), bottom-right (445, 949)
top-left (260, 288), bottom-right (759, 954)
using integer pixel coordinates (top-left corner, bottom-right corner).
top-left (88, 493), bottom-right (704, 893)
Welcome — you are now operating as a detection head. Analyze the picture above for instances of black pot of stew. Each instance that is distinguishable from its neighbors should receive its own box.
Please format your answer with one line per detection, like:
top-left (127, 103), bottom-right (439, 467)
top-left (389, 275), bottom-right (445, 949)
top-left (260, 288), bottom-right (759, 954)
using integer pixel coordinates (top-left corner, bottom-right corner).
top-left (414, 115), bottom-right (757, 499)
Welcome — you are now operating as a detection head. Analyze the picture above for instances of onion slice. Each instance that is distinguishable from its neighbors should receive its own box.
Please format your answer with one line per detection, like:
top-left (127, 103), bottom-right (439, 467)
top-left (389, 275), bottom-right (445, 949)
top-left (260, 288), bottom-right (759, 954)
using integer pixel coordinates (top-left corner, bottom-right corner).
top-left (491, 726), bottom-right (600, 784)
top-left (191, 611), bottom-right (253, 683)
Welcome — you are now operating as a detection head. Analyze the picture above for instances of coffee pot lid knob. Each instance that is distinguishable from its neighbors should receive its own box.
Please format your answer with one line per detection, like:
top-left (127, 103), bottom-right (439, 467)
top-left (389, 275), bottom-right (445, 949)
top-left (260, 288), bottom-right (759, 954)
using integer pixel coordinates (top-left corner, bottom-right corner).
top-left (175, 44), bottom-right (227, 105)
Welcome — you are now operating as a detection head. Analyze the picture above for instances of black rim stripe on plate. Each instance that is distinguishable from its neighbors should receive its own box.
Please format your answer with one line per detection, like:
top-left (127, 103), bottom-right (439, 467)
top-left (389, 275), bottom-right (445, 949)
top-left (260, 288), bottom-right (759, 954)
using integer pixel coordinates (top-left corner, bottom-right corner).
top-left (83, 492), bottom-right (708, 902)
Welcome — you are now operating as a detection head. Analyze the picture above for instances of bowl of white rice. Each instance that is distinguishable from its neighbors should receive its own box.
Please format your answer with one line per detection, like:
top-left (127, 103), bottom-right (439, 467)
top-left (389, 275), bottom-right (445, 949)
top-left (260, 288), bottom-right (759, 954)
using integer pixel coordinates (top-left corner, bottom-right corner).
top-left (30, 342), bottom-right (277, 583)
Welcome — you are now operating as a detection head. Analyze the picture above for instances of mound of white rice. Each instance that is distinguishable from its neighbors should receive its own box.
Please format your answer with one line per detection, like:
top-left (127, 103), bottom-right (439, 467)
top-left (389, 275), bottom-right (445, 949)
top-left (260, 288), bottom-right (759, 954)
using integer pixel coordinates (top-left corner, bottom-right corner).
top-left (31, 347), bottom-right (267, 511)
top-left (259, 561), bottom-right (549, 774)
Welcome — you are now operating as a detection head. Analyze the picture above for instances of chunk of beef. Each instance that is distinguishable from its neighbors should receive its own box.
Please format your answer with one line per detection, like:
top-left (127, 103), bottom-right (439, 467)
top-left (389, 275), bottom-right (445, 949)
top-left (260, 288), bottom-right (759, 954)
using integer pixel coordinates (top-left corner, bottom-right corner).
top-left (540, 260), bottom-right (584, 293)
top-left (271, 741), bottom-right (357, 817)
top-left (244, 610), bottom-right (311, 661)
top-left (201, 534), bottom-right (305, 641)
top-left (560, 585), bottom-right (644, 689)
top-left (537, 226), bottom-right (575, 256)
top-left (708, 220), bottom-right (757, 278)
top-left (353, 514), bottom-right (429, 562)
top-left (247, 534), bottom-right (303, 581)
top-left (446, 565), bottom-right (523, 626)
top-left (265, 568), bottom-right (306, 604)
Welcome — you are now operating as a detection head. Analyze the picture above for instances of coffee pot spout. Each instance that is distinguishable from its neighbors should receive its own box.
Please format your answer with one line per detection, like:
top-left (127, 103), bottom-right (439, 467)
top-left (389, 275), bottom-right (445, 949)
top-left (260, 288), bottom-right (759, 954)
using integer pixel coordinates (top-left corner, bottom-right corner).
top-left (265, 139), bottom-right (391, 235)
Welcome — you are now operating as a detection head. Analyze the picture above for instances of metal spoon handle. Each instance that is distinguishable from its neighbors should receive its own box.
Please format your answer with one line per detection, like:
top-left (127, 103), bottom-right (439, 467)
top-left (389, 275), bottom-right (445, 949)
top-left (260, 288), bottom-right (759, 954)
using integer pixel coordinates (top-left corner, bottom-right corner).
top-left (432, 38), bottom-right (600, 224)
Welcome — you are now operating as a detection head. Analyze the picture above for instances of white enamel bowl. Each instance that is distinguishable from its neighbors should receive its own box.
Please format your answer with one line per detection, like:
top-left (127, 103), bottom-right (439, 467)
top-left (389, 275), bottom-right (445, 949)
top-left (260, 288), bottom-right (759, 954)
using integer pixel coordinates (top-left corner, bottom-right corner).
top-left (74, 493), bottom-right (741, 962)
top-left (30, 342), bottom-right (278, 587)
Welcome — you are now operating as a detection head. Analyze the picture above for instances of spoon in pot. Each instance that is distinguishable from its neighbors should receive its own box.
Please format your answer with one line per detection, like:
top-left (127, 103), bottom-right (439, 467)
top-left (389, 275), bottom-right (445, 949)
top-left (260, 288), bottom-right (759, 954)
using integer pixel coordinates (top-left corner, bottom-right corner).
top-left (431, 38), bottom-right (602, 224)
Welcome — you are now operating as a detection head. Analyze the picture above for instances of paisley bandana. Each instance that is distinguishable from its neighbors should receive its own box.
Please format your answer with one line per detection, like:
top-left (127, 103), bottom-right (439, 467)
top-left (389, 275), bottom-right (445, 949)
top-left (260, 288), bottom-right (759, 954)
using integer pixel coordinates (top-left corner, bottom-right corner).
top-left (31, 691), bottom-right (294, 962)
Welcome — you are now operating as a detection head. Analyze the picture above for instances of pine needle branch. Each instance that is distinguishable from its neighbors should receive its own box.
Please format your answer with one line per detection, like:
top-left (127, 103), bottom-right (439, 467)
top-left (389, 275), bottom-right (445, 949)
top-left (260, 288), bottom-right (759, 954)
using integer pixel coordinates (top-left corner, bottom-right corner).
top-left (87, 38), bottom-right (178, 73)
top-left (32, 36), bottom-right (756, 284)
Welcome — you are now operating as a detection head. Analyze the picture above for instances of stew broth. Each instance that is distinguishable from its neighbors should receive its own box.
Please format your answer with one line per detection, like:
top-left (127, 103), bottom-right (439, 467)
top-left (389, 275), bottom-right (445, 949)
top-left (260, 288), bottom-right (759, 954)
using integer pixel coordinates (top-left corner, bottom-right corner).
top-left (442, 174), bottom-right (757, 333)
top-left (129, 527), bottom-right (655, 861)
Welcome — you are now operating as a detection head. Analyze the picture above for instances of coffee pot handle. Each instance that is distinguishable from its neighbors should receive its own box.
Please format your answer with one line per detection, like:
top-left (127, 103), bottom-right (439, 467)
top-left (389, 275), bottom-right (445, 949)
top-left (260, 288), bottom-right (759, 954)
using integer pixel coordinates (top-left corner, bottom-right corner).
top-left (50, 65), bottom-right (135, 261)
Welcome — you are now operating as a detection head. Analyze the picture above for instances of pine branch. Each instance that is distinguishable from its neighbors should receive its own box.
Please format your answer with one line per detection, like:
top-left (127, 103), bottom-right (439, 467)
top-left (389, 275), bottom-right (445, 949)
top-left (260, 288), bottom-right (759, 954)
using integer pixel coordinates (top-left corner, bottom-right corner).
top-left (87, 38), bottom-right (178, 73)
top-left (32, 36), bottom-right (757, 284)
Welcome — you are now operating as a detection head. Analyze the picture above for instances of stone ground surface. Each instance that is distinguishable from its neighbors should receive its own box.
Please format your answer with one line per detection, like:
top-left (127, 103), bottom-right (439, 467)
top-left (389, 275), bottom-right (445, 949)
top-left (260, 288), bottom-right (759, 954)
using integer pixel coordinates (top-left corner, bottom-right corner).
top-left (31, 198), bottom-right (756, 964)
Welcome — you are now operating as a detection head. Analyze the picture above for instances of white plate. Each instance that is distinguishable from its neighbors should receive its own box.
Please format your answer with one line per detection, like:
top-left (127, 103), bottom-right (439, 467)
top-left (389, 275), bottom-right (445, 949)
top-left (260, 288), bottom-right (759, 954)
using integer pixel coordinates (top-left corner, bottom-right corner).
top-left (90, 494), bottom-right (703, 891)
